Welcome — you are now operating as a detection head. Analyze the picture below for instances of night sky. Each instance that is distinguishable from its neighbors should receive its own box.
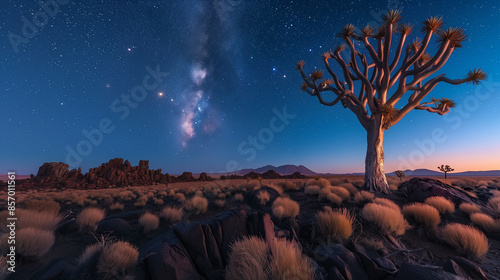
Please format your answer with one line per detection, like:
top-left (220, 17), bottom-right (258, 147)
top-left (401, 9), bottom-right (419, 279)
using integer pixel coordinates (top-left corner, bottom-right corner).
top-left (1, 0), bottom-right (499, 175)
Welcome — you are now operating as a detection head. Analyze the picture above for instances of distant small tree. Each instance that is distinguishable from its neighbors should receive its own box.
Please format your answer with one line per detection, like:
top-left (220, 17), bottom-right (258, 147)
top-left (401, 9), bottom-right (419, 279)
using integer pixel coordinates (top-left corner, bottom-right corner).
top-left (395, 170), bottom-right (405, 182)
top-left (438, 165), bottom-right (454, 179)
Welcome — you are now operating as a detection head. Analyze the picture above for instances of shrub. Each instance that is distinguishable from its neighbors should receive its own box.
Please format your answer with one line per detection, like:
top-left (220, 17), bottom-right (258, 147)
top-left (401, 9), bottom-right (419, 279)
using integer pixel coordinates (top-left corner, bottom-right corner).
top-left (234, 193), bottom-right (244, 201)
top-left (109, 203), bottom-right (124, 211)
top-left (402, 203), bottom-right (441, 228)
top-left (160, 207), bottom-right (183, 224)
top-left (306, 177), bottom-right (330, 188)
top-left (351, 179), bottom-right (365, 189)
top-left (278, 181), bottom-right (300, 191)
top-left (424, 196), bottom-right (455, 214)
top-left (304, 185), bottom-right (321, 195)
top-left (488, 196), bottom-right (500, 216)
top-left (77, 208), bottom-right (105, 231)
top-left (185, 196), bottom-right (208, 214)
top-left (218, 193), bottom-right (226, 199)
top-left (23, 199), bottom-right (60, 215)
top-left (372, 198), bottom-right (400, 211)
top-left (330, 186), bottom-right (350, 201)
top-left (98, 241), bottom-right (139, 279)
top-left (353, 191), bottom-right (375, 204)
top-left (16, 227), bottom-right (55, 259)
top-left (361, 203), bottom-right (408, 235)
top-left (139, 212), bottom-right (159, 233)
top-left (225, 236), bottom-right (269, 280)
top-left (440, 223), bottom-right (489, 257)
top-left (459, 203), bottom-right (481, 215)
top-left (470, 213), bottom-right (500, 234)
top-left (272, 197), bottom-right (300, 219)
top-left (257, 191), bottom-right (270, 206)
top-left (270, 239), bottom-right (315, 280)
top-left (173, 192), bottom-right (186, 202)
top-left (315, 207), bottom-right (354, 243)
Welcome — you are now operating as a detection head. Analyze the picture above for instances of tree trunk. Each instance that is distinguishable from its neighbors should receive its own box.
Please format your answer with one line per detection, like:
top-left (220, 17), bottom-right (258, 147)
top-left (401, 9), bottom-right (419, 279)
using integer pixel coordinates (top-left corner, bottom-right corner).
top-left (364, 117), bottom-right (390, 193)
top-left (444, 172), bottom-right (447, 179)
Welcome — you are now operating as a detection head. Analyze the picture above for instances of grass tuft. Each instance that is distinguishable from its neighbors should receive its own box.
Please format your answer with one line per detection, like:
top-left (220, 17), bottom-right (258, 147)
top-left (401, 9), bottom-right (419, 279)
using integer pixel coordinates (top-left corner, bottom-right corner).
top-left (440, 223), bottom-right (489, 258)
top-left (402, 203), bottom-right (441, 228)
top-left (361, 203), bottom-right (408, 235)
top-left (424, 196), bottom-right (455, 214)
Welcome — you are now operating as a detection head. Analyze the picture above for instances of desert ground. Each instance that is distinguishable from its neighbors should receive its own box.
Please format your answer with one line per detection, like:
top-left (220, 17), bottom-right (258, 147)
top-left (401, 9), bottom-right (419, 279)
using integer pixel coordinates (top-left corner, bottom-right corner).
top-left (1, 175), bottom-right (500, 280)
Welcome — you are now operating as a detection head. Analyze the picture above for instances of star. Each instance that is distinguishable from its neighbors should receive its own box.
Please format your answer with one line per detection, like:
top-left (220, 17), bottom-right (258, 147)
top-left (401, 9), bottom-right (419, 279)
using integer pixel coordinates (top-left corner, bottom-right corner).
top-left (158, 92), bottom-right (164, 97)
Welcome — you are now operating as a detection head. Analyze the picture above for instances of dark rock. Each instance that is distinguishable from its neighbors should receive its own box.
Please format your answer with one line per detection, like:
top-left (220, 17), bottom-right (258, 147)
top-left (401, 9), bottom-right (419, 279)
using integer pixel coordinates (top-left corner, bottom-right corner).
top-left (314, 244), bottom-right (369, 280)
top-left (353, 244), bottom-right (396, 280)
top-left (144, 231), bottom-right (204, 280)
top-left (173, 222), bottom-right (223, 279)
top-left (399, 178), bottom-right (476, 205)
top-left (391, 262), bottom-right (465, 280)
top-left (451, 257), bottom-right (489, 280)
top-left (57, 219), bottom-right (79, 235)
top-left (443, 259), bottom-right (472, 280)
top-left (96, 218), bottom-right (132, 239)
top-left (177, 172), bottom-right (195, 182)
top-left (27, 258), bottom-right (74, 280)
top-left (262, 169), bottom-right (281, 179)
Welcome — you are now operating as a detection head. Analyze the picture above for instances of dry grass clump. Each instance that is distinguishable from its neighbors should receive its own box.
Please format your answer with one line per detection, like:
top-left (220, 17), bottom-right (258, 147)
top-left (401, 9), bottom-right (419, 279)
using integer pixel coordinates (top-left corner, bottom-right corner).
top-left (154, 198), bottom-right (164, 205)
top-left (173, 192), bottom-right (186, 202)
top-left (424, 196), bottom-right (455, 214)
top-left (134, 196), bottom-right (149, 207)
top-left (440, 223), bottom-right (489, 258)
top-left (185, 196), bottom-right (208, 214)
top-left (470, 213), bottom-right (500, 234)
top-left (215, 199), bottom-right (226, 208)
top-left (16, 227), bottom-right (55, 259)
top-left (317, 188), bottom-right (342, 205)
top-left (272, 197), bottom-right (300, 219)
top-left (304, 185), bottom-right (321, 195)
top-left (459, 202), bottom-right (481, 215)
top-left (238, 181), bottom-right (260, 191)
top-left (225, 236), bottom-right (314, 280)
top-left (361, 203), bottom-right (408, 235)
top-left (7, 209), bottom-right (63, 232)
top-left (270, 239), bottom-right (315, 279)
top-left (338, 183), bottom-right (358, 196)
top-left (77, 208), bottom-right (105, 231)
top-left (139, 212), bottom-right (159, 233)
top-left (225, 236), bottom-right (269, 280)
top-left (306, 177), bottom-right (330, 189)
top-left (23, 199), bottom-right (60, 215)
top-left (372, 197), bottom-right (400, 211)
top-left (353, 191), bottom-right (375, 204)
top-left (451, 178), bottom-right (478, 188)
top-left (278, 181), bottom-right (300, 191)
top-left (402, 203), bottom-right (441, 228)
top-left (160, 207), bottom-right (183, 224)
top-left (488, 196), bottom-right (500, 216)
top-left (315, 207), bottom-right (354, 243)
top-left (234, 193), bottom-right (244, 201)
top-left (97, 241), bottom-right (139, 279)
top-left (109, 202), bottom-right (124, 211)
top-left (117, 190), bottom-right (136, 201)
top-left (257, 190), bottom-right (270, 206)
top-left (330, 186), bottom-right (350, 201)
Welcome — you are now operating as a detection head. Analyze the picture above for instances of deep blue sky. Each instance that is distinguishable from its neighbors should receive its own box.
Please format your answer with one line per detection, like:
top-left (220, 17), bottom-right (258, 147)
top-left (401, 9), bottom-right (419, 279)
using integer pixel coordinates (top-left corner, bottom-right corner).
top-left (1, 0), bottom-right (499, 175)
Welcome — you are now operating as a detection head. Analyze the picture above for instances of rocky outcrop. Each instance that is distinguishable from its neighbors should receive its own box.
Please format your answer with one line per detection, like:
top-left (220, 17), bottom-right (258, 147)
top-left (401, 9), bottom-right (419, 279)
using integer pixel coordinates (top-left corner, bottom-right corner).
top-left (398, 178), bottom-right (475, 205)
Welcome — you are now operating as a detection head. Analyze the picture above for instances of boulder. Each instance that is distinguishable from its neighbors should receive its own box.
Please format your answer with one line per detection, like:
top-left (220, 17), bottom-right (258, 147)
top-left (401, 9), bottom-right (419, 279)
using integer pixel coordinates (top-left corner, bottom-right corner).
top-left (96, 218), bottom-right (132, 239)
top-left (443, 259), bottom-right (472, 280)
top-left (399, 178), bottom-right (475, 205)
top-left (450, 257), bottom-right (489, 280)
top-left (313, 244), bottom-right (370, 280)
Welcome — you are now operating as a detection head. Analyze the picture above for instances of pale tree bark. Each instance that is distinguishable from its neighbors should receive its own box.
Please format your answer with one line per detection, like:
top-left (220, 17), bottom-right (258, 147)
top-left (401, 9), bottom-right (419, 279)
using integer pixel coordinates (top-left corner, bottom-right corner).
top-left (297, 11), bottom-right (486, 193)
top-left (364, 116), bottom-right (389, 192)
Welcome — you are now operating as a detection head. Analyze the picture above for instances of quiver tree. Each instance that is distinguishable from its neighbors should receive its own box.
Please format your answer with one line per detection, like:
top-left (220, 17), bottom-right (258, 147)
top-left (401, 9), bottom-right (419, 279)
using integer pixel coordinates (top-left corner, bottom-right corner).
top-left (297, 10), bottom-right (486, 193)
top-left (395, 170), bottom-right (405, 182)
top-left (438, 164), bottom-right (454, 179)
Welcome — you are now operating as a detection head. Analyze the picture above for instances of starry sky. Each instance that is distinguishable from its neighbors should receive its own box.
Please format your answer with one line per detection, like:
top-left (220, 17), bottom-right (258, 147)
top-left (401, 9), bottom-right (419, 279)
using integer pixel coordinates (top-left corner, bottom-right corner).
top-left (1, 0), bottom-right (499, 175)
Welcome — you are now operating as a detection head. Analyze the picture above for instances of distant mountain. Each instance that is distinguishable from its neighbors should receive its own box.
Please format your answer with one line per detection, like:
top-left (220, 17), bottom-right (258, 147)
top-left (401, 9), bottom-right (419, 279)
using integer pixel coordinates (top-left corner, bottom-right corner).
top-left (387, 169), bottom-right (500, 177)
top-left (223, 165), bottom-right (318, 176)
